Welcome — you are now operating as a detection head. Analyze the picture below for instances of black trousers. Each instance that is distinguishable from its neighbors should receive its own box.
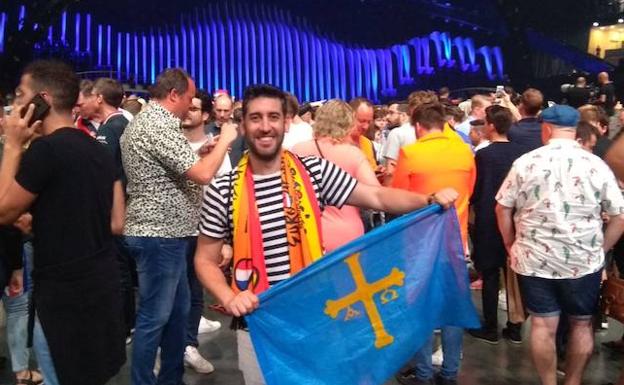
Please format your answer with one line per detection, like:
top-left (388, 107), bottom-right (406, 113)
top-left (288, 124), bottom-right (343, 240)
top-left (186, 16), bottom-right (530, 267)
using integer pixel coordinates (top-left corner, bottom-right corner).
top-left (114, 236), bottom-right (136, 336)
top-left (480, 265), bottom-right (522, 331)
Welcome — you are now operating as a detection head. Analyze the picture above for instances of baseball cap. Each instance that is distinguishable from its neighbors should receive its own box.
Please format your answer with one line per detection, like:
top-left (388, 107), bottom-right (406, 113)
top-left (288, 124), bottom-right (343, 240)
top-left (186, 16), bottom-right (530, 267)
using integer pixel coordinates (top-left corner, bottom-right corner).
top-left (541, 105), bottom-right (580, 128)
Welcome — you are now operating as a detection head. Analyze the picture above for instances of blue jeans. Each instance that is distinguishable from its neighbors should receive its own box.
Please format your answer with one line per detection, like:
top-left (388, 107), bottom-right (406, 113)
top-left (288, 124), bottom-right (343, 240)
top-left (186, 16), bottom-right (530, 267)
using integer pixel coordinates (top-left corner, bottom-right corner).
top-left (33, 315), bottom-right (60, 385)
top-left (126, 236), bottom-right (191, 385)
top-left (3, 241), bottom-right (34, 373)
top-left (185, 237), bottom-right (203, 348)
top-left (413, 326), bottom-right (464, 380)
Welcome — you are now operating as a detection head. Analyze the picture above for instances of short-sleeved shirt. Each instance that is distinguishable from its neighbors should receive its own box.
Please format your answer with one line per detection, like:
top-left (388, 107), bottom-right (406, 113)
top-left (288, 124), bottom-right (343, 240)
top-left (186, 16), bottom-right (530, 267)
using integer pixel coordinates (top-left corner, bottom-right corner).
top-left (120, 102), bottom-right (201, 237)
top-left (496, 139), bottom-right (624, 279)
top-left (392, 131), bottom-right (476, 251)
top-left (15, 128), bottom-right (116, 271)
top-left (96, 113), bottom-right (129, 181)
top-left (199, 156), bottom-right (357, 286)
top-left (599, 83), bottom-right (616, 116)
top-left (382, 123), bottom-right (416, 161)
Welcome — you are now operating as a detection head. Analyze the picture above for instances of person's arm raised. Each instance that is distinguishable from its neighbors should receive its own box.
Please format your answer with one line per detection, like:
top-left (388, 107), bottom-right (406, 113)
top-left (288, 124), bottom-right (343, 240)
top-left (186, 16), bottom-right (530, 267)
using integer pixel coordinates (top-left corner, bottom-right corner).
top-left (185, 122), bottom-right (238, 185)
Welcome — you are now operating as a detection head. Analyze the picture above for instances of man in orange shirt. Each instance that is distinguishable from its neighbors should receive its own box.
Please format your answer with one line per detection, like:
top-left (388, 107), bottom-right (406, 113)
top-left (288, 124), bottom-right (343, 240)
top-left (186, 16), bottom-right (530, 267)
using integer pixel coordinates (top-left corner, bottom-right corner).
top-left (393, 102), bottom-right (475, 385)
top-left (347, 98), bottom-right (378, 171)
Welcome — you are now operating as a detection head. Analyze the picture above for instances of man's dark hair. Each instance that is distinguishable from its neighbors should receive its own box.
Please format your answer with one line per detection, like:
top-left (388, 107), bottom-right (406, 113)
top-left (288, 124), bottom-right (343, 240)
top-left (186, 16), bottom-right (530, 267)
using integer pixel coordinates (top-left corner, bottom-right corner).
top-left (149, 68), bottom-right (190, 100)
top-left (438, 86), bottom-right (450, 97)
top-left (349, 97), bottom-right (374, 112)
top-left (298, 102), bottom-right (312, 116)
top-left (242, 84), bottom-right (287, 117)
top-left (23, 60), bottom-right (79, 113)
top-left (93, 78), bottom-right (124, 108)
top-left (411, 102), bottom-right (446, 130)
top-left (576, 121), bottom-right (600, 144)
top-left (195, 90), bottom-right (213, 114)
top-left (485, 105), bottom-right (514, 135)
top-left (285, 93), bottom-right (299, 117)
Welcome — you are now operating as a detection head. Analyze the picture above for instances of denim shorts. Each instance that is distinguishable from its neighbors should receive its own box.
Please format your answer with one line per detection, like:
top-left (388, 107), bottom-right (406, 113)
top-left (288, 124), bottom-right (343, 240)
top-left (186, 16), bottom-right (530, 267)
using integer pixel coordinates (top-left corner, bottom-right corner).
top-left (518, 270), bottom-right (602, 319)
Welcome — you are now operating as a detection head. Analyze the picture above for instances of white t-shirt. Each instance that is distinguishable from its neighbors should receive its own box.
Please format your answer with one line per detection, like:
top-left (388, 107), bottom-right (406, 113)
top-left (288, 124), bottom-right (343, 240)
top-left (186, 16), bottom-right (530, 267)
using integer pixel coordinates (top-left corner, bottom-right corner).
top-left (282, 121), bottom-right (314, 150)
top-left (382, 122), bottom-right (416, 161)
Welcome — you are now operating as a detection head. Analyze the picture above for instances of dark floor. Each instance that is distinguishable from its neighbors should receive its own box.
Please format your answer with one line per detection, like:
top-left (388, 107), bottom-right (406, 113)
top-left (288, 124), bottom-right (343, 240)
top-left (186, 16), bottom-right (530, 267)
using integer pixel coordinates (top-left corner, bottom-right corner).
top-left (0, 291), bottom-right (621, 385)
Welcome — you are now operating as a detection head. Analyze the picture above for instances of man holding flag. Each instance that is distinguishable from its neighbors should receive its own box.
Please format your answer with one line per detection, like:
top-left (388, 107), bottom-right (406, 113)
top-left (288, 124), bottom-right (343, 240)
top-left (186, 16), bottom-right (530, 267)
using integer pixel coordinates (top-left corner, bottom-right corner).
top-left (194, 84), bottom-right (458, 385)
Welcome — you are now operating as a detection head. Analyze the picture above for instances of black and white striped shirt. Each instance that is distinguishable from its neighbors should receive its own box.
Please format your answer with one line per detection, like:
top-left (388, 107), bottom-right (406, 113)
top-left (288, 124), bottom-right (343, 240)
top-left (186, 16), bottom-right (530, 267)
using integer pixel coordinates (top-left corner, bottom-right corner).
top-left (199, 156), bottom-right (357, 286)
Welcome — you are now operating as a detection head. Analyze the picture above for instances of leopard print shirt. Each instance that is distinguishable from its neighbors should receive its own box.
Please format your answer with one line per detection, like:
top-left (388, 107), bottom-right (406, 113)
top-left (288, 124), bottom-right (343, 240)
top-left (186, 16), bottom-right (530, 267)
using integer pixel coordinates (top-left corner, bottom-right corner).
top-left (120, 102), bottom-right (201, 237)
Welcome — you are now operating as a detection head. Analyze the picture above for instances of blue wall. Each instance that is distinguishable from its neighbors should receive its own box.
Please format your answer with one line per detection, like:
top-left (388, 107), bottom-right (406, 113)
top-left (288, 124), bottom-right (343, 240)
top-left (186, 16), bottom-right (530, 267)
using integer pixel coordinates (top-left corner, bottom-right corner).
top-left (1, 3), bottom-right (504, 102)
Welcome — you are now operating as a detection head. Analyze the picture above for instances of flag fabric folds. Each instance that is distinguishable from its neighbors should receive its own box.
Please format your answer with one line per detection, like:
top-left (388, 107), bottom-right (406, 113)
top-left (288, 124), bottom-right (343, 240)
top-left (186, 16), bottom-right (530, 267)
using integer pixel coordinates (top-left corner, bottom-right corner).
top-left (246, 205), bottom-right (480, 385)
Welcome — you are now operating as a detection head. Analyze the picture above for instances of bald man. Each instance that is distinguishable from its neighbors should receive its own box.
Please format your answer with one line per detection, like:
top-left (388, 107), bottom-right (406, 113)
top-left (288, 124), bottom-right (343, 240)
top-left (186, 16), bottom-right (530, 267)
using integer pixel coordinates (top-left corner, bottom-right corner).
top-left (597, 72), bottom-right (616, 116)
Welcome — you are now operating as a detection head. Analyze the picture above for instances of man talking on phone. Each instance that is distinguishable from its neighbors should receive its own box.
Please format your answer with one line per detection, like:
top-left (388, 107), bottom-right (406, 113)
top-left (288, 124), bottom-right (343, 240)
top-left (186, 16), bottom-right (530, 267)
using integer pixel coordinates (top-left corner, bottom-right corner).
top-left (0, 60), bottom-right (127, 385)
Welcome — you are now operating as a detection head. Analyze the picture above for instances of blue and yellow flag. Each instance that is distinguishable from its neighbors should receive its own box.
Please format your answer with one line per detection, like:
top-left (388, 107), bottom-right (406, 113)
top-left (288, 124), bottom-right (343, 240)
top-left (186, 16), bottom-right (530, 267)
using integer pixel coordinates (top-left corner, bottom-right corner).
top-left (246, 205), bottom-right (480, 385)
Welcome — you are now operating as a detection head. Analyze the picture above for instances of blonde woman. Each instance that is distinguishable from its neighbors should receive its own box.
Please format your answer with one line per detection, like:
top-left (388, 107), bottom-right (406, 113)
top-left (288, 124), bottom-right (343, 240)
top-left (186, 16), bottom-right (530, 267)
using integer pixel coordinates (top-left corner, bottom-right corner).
top-left (291, 99), bottom-right (380, 252)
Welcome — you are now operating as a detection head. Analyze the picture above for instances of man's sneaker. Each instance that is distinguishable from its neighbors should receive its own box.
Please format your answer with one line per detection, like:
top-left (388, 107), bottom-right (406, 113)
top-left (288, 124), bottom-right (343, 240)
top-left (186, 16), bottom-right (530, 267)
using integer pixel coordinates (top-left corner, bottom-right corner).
top-left (153, 348), bottom-right (161, 377)
top-left (502, 327), bottom-right (522, 344)
top-left (395, 372), bottom-right (434, 385)
top-left (467, 328), bottom-right (499, 344)
top-left (556, 360), bottom-right (565, 377)
top-left (435, 373), bottom-right (458, 385)
top-left (198, 316), bottom-right (221, 334)
top-left (184, 346), bottom-right (215, 374)
top-left (432, 347), bottom-right (443, 366)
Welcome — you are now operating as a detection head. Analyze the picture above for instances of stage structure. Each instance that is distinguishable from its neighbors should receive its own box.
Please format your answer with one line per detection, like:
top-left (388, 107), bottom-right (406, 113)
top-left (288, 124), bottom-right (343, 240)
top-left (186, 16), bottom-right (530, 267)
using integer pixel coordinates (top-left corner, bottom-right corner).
top-left (1, 3), bottom-right (505, 102)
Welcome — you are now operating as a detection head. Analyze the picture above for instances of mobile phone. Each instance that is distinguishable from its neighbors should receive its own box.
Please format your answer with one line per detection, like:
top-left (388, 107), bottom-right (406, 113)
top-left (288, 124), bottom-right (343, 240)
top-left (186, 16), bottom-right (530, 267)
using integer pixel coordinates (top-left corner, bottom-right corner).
top-left (21, 94), bottom-right (50, 126)
top-left (495, 85), bottom-right (504, 98)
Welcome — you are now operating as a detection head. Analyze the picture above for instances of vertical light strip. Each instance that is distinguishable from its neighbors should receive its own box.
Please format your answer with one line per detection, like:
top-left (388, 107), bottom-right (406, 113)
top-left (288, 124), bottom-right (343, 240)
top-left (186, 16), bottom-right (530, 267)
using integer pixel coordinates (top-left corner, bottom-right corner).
top-left (279, 24), bottom-right (287, 91)
top-left (218, 20), bottom-right (226, 91)
top-left (235, 19), bottom-right (243, 97)
top-left (242, 20), bottom-right (250, 91)
top-left (197, 17), bottom-right (204, 89)
top-left (61, 11), bottom-right (67, 43)
top-left (166, 32), bottom-right (172, 69)
top-left (150, 33), bottom-right (156, 83)
top-left (86, 14), bottom-right (91, 53)
top-left (315, 39), bottom-right (324, 100)
top-left (211, 20), bottom-right (219, 89)
top-left (125, 33), bottom-right (130, 82)
top-left (117, 32), bottom-right (122, 80)
top-left (203, 22), bottom-right (211, 91)
top-left (47, 26), bottom-right (53, 43)
top-left (227, 19), bottom-right (235, 94)
top-left (322, 40), bottom-right (331, 98)
top-left (158, 31), bottom-right (164, 73)
top-left (266, 22), bottom-right (273, 85)
top-left (293, 28), bottom-right (302, 99)
top-left (189, 24), bottom-right (196, 81)
top-left (301, 30), bottom-right (309, 101)
top-left (107, 25), bottom-right (112, 67)
top-left (74, 13), bottom-right (80, 52)
top-left (250, 20), bottom-right (257, 85)
top-left (0, 13), bottom-right (7, 54)
top-left (174, 31), bottom-right (180, 67)
top-left (132, 34), bottom-right (138, 83)
top-left (181, 18), bottom-right (188, 71)
top-left (142, 34), bottom-right (147, 83)
top-left (308, 32), bottom-right (317, 100)
top-left (18, 6), bottom-right (25, 31)
top-left (97, 24), bottom-right (103, 66)
top-left (285, 25), bottom-right (294, 94)
top-left (331, 43), bottom-right (340, 99)
top-left (258, 22), bottom-right (266, 84)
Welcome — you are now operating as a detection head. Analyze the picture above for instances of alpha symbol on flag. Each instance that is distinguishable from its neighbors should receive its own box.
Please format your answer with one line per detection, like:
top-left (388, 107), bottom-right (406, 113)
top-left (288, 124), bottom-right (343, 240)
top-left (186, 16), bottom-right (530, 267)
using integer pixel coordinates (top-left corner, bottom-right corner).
top-left (324, 253), bottom-right (405, 349)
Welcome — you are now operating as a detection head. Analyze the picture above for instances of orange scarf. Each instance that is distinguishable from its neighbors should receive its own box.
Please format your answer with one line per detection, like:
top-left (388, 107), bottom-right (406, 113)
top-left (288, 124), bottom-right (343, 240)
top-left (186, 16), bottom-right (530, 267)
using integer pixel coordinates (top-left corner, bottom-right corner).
top-left (231, 151), bottom-right (324, 294)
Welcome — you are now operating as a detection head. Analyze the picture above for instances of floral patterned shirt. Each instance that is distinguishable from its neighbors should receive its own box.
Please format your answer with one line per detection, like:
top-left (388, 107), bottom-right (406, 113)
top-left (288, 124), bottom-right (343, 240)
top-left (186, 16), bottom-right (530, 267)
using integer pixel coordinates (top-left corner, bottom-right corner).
top-left (120, 102), bottom-right (201, 237)
top-left (496, 139), bottom-right (624, 279)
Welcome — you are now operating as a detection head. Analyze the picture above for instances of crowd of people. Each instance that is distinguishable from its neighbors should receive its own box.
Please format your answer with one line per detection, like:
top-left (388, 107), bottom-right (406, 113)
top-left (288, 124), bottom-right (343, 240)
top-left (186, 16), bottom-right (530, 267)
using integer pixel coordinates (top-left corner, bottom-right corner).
top-left (0, 59), bottom-right (623, 385)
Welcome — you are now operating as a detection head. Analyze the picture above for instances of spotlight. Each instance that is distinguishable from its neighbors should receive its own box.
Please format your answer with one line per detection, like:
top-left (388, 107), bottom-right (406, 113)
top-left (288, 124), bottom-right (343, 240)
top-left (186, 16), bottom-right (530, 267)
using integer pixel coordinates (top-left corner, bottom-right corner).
top-left (619, 18), bottom-right (624, 23)
top-left (593, 22), bottom-right (599, 27)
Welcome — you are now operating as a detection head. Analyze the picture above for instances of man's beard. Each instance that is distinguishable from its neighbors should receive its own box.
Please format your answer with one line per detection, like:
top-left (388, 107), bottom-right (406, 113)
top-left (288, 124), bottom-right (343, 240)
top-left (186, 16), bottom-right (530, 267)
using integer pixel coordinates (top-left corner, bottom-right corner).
top-left (245, 132), bottom-right (285, 162)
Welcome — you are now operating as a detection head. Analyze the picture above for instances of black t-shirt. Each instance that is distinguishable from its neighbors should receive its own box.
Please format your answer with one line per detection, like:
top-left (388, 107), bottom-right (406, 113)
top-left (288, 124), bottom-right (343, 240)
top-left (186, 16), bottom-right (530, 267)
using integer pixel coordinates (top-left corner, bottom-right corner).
top-left (567, 86), bottom-right (591, 109)
top-left (96, 114), bottom-right (129, 182)
top-left (599, 83), bottom-right (616, 116)
top-left (15, 128), bottom-right (116, 271)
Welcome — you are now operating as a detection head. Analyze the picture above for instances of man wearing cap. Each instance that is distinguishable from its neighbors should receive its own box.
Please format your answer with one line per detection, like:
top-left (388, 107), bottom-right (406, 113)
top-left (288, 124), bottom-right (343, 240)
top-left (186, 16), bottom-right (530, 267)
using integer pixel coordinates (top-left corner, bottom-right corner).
top-left (496, 105), bottom-right (624, 385)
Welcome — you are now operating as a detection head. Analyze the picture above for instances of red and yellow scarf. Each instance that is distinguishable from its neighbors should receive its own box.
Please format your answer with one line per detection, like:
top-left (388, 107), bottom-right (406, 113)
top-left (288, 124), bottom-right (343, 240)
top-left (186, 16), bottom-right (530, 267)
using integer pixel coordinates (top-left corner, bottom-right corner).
top-left (231, 151), bottom-right (323, 294)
